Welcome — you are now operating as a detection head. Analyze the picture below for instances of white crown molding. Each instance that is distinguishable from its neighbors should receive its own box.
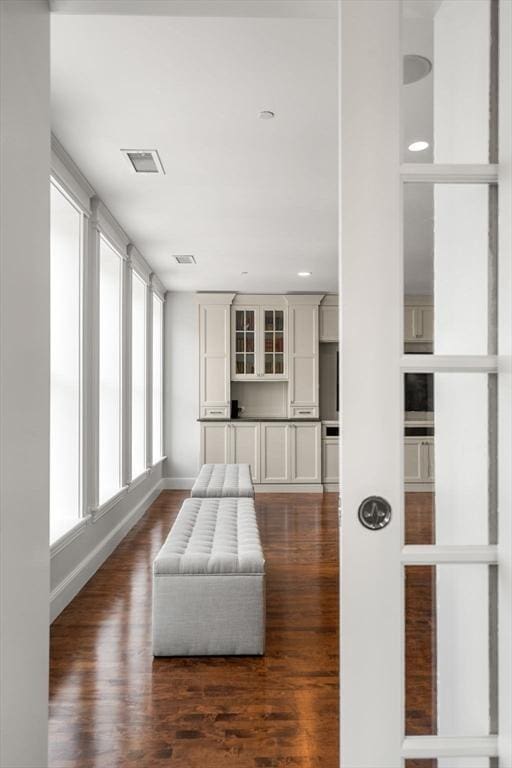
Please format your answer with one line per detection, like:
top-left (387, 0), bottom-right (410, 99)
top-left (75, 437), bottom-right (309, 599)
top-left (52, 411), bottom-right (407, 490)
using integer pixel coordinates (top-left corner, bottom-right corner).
top-left (195, 292), bottom-right (236, 305)
top-left (50, 0), bottom-right (337, 19)
top-left (151, 274), bottom-right (166, 300)
top-left (51, 134), bottom-right (94, 214)
top-left (127, 243), bottom-right (152, 282)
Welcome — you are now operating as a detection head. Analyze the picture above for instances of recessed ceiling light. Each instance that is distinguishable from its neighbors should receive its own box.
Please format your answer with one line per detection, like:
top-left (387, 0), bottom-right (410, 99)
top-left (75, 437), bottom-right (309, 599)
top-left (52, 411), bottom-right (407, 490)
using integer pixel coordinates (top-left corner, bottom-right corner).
top-left (121, 149), bottom-right (165, 174)
top-left (298, 271), bottom-right (312, 277)
top-left (408, 140), bottom-right (430, 152)
top-left (174, 255), bottom-right (196, 265)
top-left (259, 110), bottom-right (275, 120)
top-left (403, 55), bottom-right (432, 85)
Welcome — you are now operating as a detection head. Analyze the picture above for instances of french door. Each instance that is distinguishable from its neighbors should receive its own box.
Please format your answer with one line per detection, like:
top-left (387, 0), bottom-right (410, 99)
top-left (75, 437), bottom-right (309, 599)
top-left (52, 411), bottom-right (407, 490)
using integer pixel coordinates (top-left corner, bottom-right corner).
top-left (340, 2), bottom-right (512, 767)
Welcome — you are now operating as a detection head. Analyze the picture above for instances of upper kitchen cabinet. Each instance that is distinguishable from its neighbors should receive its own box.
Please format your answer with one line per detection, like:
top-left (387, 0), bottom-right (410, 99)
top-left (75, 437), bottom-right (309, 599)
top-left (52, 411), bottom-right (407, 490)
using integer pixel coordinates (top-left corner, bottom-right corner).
top-left (197, 293), bottom-right (235, 418)
top-left (231, 297), bottom-right (288, 381)
top-left (404, 297), bottom-right (434, 344)
top-left (319, 295), bottom-right (339, 341)
top-left (287, 295), bottom-right (323, 419)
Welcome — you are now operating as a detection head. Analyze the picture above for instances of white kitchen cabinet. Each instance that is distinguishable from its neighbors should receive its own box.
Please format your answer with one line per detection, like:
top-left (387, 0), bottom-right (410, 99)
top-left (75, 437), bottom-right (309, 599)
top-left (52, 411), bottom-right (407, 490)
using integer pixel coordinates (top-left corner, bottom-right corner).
top-left (200, 422), bottom-right (231, 464)
top-left (404, 436), bottom-right (435, 485)
top-left (231, 305), bottom-right (287, 381)
top-left (200, 421), bottom-right (260, 483)
top-left (260, 422), bottom-right (290, 482)
top-left (230, 422), bottom-right (260, 483)
top-left (322, 439), bottom-right (339, 484)
top-left (198, 294), bottom-right (234, 418)
top-left (319, 302), bottom-right (339, 342)
top-left (290, 422), bottom-right (322, 483)
top-left (404, 303), bottom-right (434, 343)
top-left (288, 297), bottom-right (322, 418)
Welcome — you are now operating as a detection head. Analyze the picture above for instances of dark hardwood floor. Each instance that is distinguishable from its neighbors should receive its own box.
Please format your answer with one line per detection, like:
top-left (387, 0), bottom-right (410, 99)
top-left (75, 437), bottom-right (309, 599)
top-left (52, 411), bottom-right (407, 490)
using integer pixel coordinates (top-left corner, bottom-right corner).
top-left (49, 491), bottom-right (340, 768)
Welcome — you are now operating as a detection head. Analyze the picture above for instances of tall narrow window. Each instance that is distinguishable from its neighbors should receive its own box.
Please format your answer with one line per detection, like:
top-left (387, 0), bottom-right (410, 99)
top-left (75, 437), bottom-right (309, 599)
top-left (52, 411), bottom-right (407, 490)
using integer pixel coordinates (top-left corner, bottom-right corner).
top-left (152, 294), bottom-right (163, 462)
top-left (99, 236), bottom-right (122, 504)
top-left (131, 272), bottom-right (147, 478)
top-left (50, 182), bottom-right (82, 543)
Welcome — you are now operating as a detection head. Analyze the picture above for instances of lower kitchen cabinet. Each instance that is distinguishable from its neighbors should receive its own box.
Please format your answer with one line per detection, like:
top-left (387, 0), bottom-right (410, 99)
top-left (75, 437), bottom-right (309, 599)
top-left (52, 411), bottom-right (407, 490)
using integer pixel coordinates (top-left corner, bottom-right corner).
top-left (201, 421), bottom-right (322, 486)
top-left (200, 422), bottom-right (231, 464)
top-left (260, 422), bottom-right (290, 483)
top-left (404, 436), bottom-right (434, 486)
top-left (201, 422), bottom-right (260, 482)
top-left (290, 422), bottom-right (322, 483)
top-left (260, 421), bottom-right (321, 484)
top-left (230, 421), bottom-right (260, 483)
top-left (322, 438), bottom-right (339, 484)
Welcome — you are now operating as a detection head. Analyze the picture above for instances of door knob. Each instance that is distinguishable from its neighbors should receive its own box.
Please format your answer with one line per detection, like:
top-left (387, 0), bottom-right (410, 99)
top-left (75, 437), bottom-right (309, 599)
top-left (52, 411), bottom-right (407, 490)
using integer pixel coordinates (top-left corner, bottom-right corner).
top-left (358, 496), bottom-right (392, 530)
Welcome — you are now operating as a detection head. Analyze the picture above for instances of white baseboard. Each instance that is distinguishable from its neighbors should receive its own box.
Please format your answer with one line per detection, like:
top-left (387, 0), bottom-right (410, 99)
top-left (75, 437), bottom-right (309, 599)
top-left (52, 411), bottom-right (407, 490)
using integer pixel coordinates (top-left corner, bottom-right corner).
top-left (50, 480), bottom-right (163, 622)
top-left (255, 483), bottom-right (323, 493)
top-left (405, 483), bottom-right (434, 492)
top-left (323, 483), bottom-right (340, 493)
top-left (160, 477), bottom-right (196, 490)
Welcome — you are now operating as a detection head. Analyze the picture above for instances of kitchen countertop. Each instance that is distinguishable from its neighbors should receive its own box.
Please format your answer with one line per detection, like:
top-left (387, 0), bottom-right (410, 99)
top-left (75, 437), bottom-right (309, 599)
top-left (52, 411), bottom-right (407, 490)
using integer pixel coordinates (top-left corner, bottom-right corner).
top-left (198, 417), bottom-right (321, 422)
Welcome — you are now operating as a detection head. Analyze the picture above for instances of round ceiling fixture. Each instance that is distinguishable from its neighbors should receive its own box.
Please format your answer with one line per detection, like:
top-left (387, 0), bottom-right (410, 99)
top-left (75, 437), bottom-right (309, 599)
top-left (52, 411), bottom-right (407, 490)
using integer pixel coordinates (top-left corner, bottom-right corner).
top-left (298, 271), bottom-right (312, 277)
top-left (408, 140), bottom-right (430, 152)
top-left (403, 54), bottom-right (432, 85)
top-left (259, 110), bottom-right (275, 120)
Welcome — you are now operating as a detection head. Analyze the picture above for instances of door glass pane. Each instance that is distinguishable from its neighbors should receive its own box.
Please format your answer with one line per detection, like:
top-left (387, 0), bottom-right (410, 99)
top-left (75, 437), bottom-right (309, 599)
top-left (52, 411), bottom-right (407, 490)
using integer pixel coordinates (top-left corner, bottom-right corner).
top-left (99, 236), bottom-right (122, 504)
top-left (265, 354), bottom-right (273, 375)
top-left (246, 354), bottom-right (255, 375)
top-left (405, 565), bottom-right (495, 737)
top-left (235, 310), bottom-right (244, 331)
top-left (264, 310), bottom-right (274, 331)
top-left (404, 372), bottom-right (496, 546)
top-left (402, 0), bottom-right (495, 164)
top-left (275, 354), bottom-right (284, 375)
top-left (50, 183), bottom-right (81, 543)
top-left (265, 331), bottom-right (273, 353)
top-left (404, 183), bottom-right (496, 355)
top-left (246, 332), bottom-right (254, 353)
top-left (131, 272), bottom-right (146, 479)
top-left (275, 310), bottom-right (284, 331)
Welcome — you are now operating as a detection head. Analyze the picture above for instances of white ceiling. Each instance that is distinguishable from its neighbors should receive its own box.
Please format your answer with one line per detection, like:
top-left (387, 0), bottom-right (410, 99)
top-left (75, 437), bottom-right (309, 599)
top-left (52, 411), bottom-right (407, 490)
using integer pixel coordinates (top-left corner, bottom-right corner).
top-left (51, 10), bottom-right (338, 292)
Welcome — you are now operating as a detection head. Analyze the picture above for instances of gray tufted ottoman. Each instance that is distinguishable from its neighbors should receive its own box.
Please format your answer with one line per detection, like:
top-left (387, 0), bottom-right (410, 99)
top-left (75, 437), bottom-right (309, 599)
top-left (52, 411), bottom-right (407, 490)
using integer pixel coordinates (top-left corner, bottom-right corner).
top-left (152, 497), bottom-right (265, 656)
top-left (190, 463), bottom-right (254, 498)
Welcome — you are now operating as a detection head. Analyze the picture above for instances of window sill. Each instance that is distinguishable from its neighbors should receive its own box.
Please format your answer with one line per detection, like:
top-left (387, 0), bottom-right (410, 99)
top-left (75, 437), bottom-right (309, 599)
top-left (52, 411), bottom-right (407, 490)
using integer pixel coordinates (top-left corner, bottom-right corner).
top-left (50, 515), bottom-right (91, 559)
top-left (91, 486), bottom-right (129, 522)
top-left (129, 468), bottom-right (151, 492)
top-left (151, 455), bottom-right (167, 467)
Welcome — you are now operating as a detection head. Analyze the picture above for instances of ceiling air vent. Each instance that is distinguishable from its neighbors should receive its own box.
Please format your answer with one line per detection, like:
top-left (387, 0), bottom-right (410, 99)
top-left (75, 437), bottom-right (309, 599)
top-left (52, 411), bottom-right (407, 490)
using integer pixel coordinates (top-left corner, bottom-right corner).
top-left (174, 255), bottom-right (196, 265)
top-left (121, 149), bottom-right (165, 174)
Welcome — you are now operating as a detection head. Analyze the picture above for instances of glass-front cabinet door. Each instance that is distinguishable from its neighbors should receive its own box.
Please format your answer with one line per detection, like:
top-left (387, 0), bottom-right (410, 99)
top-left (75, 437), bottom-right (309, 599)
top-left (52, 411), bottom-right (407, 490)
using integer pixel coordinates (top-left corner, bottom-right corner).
top-left (231, 305), bottom-right (287, 380)
top-left (233, 308), bottom-right (257, 378)
top-left (262, 308), bottom-right (286, 378)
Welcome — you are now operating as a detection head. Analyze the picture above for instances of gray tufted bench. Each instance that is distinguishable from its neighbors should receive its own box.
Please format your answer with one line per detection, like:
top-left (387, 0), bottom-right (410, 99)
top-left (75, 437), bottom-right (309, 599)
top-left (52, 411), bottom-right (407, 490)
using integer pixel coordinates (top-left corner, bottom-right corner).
top-left (190, 463), bottom-right (254, 498)
top-left (152, 497), bottom-right (265, 656)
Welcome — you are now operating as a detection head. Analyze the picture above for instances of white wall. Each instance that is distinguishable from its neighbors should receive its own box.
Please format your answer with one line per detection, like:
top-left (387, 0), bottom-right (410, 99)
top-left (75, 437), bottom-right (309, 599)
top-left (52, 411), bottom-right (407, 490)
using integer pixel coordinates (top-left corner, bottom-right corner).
top-left (163, 292), bottom-right (200, 485)
top-left (0, 2), bottom-right (50, 765)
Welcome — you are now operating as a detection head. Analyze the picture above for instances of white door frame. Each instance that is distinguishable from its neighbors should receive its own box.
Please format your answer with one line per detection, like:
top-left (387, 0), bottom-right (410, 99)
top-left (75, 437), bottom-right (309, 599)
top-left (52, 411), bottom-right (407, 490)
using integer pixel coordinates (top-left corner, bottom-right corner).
top-left (339, 1), bottom-right (512, 766)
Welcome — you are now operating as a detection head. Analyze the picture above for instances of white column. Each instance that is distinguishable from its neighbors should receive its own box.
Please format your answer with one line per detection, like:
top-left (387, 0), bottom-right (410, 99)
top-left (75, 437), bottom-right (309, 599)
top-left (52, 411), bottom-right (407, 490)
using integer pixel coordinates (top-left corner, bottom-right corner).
top-left (0, 2), bottom-right (50, 765)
